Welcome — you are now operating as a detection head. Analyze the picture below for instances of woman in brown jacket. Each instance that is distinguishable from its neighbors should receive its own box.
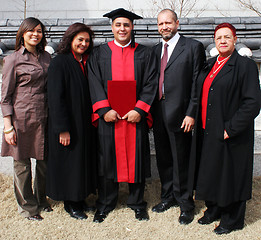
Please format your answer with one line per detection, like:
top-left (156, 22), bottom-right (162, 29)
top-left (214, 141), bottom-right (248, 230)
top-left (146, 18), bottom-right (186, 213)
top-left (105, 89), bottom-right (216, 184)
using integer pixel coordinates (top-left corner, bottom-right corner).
top-left (1, 17), bottom-right (52, 220)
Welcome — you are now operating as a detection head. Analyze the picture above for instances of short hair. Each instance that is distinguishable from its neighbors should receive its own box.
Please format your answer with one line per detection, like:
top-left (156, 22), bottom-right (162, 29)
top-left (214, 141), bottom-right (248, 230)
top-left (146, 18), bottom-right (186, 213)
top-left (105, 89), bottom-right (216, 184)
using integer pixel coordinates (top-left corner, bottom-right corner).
top-left (57, 23), bottom-right (94, 55)
top-left (214, 23), bottom-right (236, 37)
top-left (158, 9), bottom-right (178, 22)
top-left (15, 17), bottom-right (47, 52)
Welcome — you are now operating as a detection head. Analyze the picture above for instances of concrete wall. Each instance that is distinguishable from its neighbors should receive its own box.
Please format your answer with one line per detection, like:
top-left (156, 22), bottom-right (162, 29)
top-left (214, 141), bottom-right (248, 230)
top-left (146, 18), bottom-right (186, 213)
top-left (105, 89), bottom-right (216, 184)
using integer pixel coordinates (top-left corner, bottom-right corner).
top-left (0, 0), bottom-right (260, 19)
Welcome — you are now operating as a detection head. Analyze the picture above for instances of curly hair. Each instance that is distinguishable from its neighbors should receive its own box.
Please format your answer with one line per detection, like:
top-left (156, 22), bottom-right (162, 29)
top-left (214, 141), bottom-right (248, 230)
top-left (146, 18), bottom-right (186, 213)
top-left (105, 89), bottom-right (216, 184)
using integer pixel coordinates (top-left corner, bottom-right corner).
top-left (15, 17), bottom-right (47, 52)
top-left (57, 23), bottom-right (94, 55)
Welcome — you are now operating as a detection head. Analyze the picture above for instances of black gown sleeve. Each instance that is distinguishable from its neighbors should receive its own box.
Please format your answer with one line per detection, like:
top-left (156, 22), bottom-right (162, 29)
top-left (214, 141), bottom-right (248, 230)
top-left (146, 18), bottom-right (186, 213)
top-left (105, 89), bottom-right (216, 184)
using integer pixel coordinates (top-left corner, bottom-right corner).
top-left (47, 55), bottom-right (71, 133)
top-left (87, 47), bottom-right (112, 117)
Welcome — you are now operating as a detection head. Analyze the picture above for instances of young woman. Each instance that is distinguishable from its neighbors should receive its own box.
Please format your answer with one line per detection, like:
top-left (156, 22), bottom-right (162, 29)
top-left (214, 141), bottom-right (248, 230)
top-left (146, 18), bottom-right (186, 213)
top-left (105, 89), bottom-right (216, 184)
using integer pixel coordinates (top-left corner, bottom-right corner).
top-left (46, 23), bottom-right (97, 220)
top-left (1, 17), bottom-right (52, 220)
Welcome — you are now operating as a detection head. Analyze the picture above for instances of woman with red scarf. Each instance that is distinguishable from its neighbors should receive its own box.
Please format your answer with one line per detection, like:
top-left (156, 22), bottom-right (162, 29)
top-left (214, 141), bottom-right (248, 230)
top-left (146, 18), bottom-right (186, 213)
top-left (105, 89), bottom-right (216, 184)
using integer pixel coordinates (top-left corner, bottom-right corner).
top-left (188, 23), bottom-right (261, 234)
top-left (47, 23), bottom-right (97, 220)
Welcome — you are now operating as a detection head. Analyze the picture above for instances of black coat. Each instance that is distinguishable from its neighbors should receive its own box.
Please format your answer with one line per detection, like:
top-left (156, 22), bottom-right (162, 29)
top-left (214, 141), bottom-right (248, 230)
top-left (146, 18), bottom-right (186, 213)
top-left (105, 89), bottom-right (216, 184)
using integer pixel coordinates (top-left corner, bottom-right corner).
top-left (46, 53), bottom-right (97, 201)
top-left (188, 50), bottom-right (261, 207)
top-left (152, 35), bottom-right (206, 131)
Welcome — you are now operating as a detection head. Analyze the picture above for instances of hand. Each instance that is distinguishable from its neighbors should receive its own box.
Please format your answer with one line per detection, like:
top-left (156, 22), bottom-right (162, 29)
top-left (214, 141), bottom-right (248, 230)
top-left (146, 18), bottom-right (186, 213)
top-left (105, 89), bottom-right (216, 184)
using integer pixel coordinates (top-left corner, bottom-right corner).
top-left (180, 116), bottom-right (195, 132)
top-left (4, 130), bottom-right (16, 145)
top-left (122, 110), bottom-right (141, 123)
top-left (224, 130), bottom-right (229, 139)
top-left (103, 109), bottom-right (121, 122)
top-left (59, 132), bottom-right (70, 146)
top-left (3, 116), bottom-right (16, 145)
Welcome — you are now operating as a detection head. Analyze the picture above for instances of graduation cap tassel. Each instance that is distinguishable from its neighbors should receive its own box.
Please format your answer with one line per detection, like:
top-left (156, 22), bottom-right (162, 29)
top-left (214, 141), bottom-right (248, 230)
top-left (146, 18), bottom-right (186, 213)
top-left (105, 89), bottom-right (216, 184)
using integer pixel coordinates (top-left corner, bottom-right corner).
top-left (131, 30), bottom-right (135, 48)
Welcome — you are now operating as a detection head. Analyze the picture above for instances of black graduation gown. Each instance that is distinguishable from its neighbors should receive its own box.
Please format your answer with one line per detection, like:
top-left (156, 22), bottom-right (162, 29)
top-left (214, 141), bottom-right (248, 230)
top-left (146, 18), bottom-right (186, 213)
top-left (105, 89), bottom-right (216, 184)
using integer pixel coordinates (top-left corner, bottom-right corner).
top-left (46, 53), bottom-right (97, 201)
top-left (188, 50), bottom-right (261, 207)
top-left (87, 42), bottom-right (157, 183)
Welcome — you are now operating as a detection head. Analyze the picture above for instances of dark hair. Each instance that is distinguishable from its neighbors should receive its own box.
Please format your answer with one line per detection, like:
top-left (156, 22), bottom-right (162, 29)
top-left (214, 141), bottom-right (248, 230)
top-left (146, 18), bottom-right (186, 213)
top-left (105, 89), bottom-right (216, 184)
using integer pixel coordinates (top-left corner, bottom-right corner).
top-left (158, 9), bottom-right (178, 22)
top-left (15, 17), bottom-right (47, 52)
top-left (214, 23), bottom-right (236, 37)
top-left (57, 23), bottom-right (94, 54)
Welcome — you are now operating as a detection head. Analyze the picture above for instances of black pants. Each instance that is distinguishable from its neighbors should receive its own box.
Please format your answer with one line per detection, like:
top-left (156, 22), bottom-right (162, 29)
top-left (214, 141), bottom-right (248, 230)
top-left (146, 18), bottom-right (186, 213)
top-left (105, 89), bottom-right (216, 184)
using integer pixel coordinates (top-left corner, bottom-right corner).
top-left (204, 201), bottom-right (246, 229)
top-left (96, 176), bottom-right (147, 213)
top-left (153, 100), bottom-right (194, 211)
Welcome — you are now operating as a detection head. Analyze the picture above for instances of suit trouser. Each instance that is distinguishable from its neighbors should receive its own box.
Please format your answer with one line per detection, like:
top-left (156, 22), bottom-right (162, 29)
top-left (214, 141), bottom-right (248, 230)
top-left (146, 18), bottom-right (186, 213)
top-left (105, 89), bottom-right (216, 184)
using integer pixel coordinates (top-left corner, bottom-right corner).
top-left (13, 158), bottom-right (50, 217)
top-left (96, 176), bottom-right (147, 213)
top-left (204, 200), bottom-right (246, 229)
top-left (153, 100), bottom-right (194, 211)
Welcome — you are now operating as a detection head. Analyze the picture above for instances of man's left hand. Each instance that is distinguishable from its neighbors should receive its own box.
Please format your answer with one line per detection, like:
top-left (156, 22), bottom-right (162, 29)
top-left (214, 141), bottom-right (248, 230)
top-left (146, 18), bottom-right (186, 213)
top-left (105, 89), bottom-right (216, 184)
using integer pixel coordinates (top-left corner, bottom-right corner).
top-left (181, 116), bottom-right (195, 132)
top-left (122, 110), bottom-right (141, 123)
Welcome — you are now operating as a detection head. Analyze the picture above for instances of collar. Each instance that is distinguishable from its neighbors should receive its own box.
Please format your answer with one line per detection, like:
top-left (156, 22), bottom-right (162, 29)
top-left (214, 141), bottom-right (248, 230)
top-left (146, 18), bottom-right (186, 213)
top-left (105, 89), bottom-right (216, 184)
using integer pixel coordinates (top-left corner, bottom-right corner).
top-left (71, 50), bottom-right (88, 64)
top-left (114, 40), bottom-right (131, 48)
top-left (162, 32), bottom-right (180, 47)
top-left (17, 45), bottom-right (28, 55)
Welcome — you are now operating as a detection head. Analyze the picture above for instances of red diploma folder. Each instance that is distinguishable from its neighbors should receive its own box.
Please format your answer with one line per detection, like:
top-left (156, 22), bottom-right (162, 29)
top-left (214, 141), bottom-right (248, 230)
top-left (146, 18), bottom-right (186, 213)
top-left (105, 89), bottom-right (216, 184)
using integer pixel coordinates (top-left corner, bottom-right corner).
top-left (107, 80), bottom-right (136, 117)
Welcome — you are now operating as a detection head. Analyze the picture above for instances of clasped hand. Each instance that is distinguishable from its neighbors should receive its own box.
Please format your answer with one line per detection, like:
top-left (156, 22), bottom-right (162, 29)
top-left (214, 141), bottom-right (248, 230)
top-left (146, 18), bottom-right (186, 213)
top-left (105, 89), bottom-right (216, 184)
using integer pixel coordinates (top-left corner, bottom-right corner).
top-left (104, 109), bottom-right (141, 123)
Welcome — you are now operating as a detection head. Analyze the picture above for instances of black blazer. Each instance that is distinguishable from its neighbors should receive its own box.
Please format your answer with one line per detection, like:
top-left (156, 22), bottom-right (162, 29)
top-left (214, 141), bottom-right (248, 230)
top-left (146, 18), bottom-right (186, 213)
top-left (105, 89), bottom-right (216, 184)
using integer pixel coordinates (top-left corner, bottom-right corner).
top-left (152, 35), bottom-right (206, 131)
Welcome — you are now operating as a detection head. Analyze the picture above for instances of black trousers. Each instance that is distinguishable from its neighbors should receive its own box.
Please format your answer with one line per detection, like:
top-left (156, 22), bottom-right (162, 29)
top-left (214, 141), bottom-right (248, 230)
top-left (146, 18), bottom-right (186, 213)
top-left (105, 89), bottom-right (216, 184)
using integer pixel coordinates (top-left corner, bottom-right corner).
top-left (96, 176), bottom-right (147, 213)
top-left (204, 201), bottom-right (246, 229)
top-left (153, 100), bottom-right (194, 211)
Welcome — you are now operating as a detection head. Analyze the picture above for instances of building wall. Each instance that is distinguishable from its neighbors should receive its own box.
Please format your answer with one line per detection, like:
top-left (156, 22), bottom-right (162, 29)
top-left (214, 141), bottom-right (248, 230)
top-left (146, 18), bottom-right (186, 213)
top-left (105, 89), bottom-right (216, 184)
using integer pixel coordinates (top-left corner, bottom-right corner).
top-left (0, 0), bottom-right (260, 19)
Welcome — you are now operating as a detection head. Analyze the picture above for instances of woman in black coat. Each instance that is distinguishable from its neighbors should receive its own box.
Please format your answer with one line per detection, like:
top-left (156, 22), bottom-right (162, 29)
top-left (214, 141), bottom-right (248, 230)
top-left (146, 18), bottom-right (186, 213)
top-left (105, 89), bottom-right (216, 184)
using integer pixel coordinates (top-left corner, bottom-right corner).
top-left (188, 23), bottom-right (261, 234)
top-left (47, 23), bottom-right (96, 219)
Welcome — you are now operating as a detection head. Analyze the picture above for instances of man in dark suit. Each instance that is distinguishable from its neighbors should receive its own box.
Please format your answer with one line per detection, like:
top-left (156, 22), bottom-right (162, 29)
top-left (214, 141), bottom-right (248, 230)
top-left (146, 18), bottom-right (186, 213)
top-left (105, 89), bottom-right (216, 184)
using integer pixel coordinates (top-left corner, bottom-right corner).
top-left (151, 9), bottom-right (206, 224)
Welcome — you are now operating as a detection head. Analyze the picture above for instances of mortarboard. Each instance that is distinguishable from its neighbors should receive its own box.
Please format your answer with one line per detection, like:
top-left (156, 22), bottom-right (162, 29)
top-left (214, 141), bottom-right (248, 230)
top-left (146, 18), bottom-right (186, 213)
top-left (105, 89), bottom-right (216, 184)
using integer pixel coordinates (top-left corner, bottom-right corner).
top-left (103, 8), bottom-right (143, 22)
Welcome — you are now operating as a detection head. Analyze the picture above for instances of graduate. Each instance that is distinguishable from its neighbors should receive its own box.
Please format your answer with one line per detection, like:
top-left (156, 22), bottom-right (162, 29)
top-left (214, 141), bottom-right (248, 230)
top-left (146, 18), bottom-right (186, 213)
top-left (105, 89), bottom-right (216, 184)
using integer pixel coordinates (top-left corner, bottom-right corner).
top-left (88, 8), bottom-right (158, 223)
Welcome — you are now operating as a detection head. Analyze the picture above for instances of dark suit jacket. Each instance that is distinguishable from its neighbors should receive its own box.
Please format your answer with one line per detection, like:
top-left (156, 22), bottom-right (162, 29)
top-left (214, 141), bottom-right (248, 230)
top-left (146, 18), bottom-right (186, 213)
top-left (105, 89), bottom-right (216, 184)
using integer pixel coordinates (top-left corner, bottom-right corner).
top-left (152, 35), bottom-right (206, 132)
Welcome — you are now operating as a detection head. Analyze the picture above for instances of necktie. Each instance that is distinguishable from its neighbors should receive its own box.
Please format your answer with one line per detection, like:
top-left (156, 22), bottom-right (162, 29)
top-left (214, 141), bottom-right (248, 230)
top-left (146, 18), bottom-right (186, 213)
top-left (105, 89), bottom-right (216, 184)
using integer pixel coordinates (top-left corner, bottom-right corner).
top-left (159, 43), bottom-right (168, 99)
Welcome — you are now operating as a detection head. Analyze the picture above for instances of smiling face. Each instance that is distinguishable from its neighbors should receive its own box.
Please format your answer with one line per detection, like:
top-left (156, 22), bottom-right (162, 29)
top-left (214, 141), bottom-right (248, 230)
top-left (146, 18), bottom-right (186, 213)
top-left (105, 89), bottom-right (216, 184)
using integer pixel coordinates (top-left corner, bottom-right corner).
top-left (111, 17), bottom-right (133, 46)
top-left (71, 31), bottom-right (90, 60)
top-left (215, 27), bottom-right (237, 57)
top-left (157, 10), bottom-right (179, 41)
top-left (23, 24), bottom-right (43, 50)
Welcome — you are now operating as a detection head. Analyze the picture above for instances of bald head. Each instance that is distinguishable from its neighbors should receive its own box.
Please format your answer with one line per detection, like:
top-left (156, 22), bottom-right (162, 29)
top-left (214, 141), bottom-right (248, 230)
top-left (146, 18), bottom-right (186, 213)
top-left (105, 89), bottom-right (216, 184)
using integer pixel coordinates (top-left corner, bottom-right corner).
top-left (157, 9), bottom-right (178, 23)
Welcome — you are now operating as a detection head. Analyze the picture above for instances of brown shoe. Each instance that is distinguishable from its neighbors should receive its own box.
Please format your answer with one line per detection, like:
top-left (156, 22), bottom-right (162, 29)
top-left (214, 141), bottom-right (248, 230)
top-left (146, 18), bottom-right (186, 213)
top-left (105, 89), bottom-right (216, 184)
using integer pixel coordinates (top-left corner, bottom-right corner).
top-left (27, 214), bottom-right (43, 221)
top-left (43, 206), bottom-right (53, 212)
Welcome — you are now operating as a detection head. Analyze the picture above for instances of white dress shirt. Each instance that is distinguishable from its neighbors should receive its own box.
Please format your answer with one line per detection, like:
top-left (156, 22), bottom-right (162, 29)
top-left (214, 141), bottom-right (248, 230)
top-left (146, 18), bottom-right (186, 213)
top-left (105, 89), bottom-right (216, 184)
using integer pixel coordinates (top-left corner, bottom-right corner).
top-left (161, 32), bottom-right (180, 94)
top-left (161, 32), bottom-right (180, 61)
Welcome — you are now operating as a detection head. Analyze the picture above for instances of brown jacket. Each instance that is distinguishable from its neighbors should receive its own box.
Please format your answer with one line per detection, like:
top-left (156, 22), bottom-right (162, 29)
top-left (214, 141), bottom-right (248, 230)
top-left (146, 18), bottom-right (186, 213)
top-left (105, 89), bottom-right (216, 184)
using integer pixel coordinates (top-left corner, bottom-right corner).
top-left (1, 46), bottom-right (51, 160)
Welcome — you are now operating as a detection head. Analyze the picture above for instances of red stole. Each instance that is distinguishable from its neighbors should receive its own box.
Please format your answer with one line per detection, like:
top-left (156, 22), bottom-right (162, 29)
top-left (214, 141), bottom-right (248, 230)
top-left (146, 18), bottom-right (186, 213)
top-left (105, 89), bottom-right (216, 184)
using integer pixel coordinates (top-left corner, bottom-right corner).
top-left (201, 57), bottom-right (229, 129)
top-left (71, 50), bottom-right (88, 74)
top-left (108, 41), bottom-right (138, 183)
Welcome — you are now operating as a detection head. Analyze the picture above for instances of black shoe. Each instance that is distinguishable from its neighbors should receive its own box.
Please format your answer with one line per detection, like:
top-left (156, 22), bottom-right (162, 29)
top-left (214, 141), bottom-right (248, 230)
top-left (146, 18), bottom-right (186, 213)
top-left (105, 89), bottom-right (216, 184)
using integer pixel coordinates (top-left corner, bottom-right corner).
top-left (134, 208), bottom-right (149, 221)
top-left (198, 215), bottom-right (218, 225)
top-left (178, 210), bottom-right (194, 225)
top-left (214, 225), bottom-right (243, 235)
top-left (93, 211), bottom-right (108, 223)
top-left (64, 204), bottom-right (87, 220)
top-left (80, 201), bottom-right (96, 212)
top-left (152, 200), bottom-right (178, 213)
